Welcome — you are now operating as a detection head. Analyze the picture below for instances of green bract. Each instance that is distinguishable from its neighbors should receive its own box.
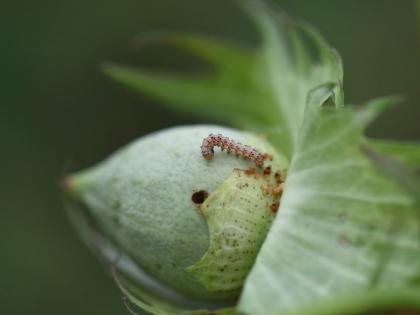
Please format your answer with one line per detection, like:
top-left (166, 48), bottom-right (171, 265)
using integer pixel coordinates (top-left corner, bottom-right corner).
top-left (66, 125), bottom-right (287, 311)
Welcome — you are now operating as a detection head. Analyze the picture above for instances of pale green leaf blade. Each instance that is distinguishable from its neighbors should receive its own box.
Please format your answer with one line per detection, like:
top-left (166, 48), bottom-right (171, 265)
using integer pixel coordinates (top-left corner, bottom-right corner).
top-left (362, 143), bottom-right (420, 203)
top-left (103, 32), bottom-right (275, 130)
top-left (286, 288), bottom-right (420, 315)
top-left (238, 98), bottom-right (420, 315)
top-left (243, 0), bottom-right (343, 153)
top-left (133, 32), bottom-right (255, 68)
top-left (368, 139), bottom-right (420, 169)
top-left (364, 138), bottom-right (420, 201)
top-left (102, 63), bottom-right (272, 128)
top-left (105, 0), bottom-right (344, 158)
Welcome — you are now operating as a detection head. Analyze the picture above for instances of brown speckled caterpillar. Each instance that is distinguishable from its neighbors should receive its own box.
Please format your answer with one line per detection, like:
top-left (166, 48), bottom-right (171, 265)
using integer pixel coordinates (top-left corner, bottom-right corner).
top-left (201, 134), bottom-right (267, 167)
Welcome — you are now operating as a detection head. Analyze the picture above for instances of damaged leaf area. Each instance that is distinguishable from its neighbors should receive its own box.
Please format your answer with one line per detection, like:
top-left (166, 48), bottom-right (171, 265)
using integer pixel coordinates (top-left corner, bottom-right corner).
top-left (187, 165), bottom-right (286, 293)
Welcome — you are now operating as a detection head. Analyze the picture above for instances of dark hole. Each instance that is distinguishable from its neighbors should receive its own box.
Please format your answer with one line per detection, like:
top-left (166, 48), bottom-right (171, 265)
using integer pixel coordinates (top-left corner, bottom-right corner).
top-left (191, 190), bottom-right (209, 204)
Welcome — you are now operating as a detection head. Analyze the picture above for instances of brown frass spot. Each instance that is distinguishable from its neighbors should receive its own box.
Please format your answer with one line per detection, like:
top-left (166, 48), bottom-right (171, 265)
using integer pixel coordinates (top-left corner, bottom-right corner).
top-left (270, 202), bottom-right (280, 214)
top-left (263, 165), bottom-right (272, 176)
top-left (244, 168), bottom-right (257, 176)
top-left (261, 183), bottom-right (271, 196)
top-left (272, 183), bottom-right (284, 197)
top-left (274, 171), bottom-right (284, 184)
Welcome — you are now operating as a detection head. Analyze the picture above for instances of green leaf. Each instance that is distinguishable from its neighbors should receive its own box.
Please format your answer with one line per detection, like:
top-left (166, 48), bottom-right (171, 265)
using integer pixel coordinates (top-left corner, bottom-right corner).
top-left (238, 98), bottom-right (420, 315)
top-left (362, 143), bottom-right (420, 203)
top-left (282, 288), bottom-right (420, 315)
top-left (364, 136), bottom-right (420, 202)
top-left (103, 0), bottom-right (343, 158)
top-left (367, 139), bottom-right (420, 169)
top-left (242, 0), bottom-right (343, 152)
top-left (102, 36), bottom-right (273, 131)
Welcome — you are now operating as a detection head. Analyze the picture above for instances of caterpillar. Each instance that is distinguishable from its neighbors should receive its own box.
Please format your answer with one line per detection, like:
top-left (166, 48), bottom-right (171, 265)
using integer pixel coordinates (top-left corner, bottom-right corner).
top-left (201, 134), bottom-right (267, 167)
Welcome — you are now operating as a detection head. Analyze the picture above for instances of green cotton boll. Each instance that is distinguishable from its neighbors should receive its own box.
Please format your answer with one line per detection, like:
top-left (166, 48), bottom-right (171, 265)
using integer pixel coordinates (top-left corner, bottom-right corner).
top-left (64, 125), bottom-right (288, 305)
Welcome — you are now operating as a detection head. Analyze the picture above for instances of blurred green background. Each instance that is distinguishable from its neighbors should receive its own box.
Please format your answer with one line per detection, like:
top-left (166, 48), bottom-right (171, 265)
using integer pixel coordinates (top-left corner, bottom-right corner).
top-left (1, 0), bottom-right (419, 314)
